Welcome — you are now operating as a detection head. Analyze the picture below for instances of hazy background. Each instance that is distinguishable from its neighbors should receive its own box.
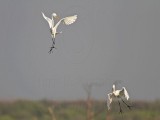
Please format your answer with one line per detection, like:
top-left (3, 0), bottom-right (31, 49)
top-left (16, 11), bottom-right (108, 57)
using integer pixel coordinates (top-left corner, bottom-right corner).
top-left (0, 0), bottom-right (160, 101)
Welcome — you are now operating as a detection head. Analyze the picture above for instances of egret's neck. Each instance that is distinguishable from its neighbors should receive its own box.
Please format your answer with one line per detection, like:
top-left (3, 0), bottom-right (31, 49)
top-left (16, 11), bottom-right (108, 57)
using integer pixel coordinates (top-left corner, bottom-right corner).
top-left (51, 14), bottom-right (54, 19)
top-left (51, 16), bottom-right (54, 28)
top-left (112, 85), bottom-right (116, 92)
top-left (51, 16), bottom-right (54, 21)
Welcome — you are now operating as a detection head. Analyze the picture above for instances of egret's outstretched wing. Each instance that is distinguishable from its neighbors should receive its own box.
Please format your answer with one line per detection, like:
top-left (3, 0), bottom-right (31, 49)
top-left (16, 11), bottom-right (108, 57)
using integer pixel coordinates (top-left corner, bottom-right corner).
top-left (63, 15), bottom-right (77, 25)
top-left (120, 87), bottom-right (129, 100)
top-left (54, 15), bottom-right (77, 30)
top-left (123, 87), bottom-right (129, 100)
top-left (107, 93), bottom-right (113, 110)
top-left (42, 12), bottom-right (52, 28)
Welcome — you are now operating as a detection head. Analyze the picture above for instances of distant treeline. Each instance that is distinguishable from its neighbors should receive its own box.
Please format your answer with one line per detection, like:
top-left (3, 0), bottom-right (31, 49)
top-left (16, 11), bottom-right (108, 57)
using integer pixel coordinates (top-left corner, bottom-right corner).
top-left (0, 100), bottom-right (159, 120)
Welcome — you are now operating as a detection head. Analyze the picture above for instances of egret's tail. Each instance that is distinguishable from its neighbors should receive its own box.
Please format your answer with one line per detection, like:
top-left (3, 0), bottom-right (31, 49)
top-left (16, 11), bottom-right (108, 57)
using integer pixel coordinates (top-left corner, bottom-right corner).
top-left (56, 31), bottom-right (62, 35)
top-left (58, 31), bottom-right (62, 34)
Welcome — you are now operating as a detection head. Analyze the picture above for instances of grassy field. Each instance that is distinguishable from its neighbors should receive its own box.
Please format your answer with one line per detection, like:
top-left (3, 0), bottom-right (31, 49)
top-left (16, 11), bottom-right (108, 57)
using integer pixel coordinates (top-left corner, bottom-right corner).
top-left (0, 100), bottom-right (159, 120)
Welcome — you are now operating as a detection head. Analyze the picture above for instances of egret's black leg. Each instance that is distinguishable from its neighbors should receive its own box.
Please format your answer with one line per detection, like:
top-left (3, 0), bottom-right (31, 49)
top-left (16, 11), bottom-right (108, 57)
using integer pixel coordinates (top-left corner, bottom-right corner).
top-left (48, 38), bottom-right (56, 54)
top-left (51, 38), bottom-right (54, 46)
top-left (53, 38), bottom-right (55, 45)
top-left (118, 100), bottom-right (123, 114)
top-left (121, 98), bottom-right (132, 110)
top-left (48, 46), bottom-right (53, 54)
top-left (48, 45), bottom-right (56, 54)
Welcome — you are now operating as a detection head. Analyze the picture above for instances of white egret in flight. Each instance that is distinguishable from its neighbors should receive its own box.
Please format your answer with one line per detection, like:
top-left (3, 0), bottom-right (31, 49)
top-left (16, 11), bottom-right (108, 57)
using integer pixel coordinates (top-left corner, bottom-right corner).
top-left (107, 84), bottom-right (132, 114)
top-left (42, 12), bottom-right (77, 53)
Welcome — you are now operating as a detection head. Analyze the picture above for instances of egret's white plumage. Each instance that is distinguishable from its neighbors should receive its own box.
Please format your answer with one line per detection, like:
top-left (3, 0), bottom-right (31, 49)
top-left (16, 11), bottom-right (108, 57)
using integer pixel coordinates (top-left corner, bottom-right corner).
top-left (107, 84), bottom-right (132, 113)
top-left (42, 12), bottom-right (77, 53)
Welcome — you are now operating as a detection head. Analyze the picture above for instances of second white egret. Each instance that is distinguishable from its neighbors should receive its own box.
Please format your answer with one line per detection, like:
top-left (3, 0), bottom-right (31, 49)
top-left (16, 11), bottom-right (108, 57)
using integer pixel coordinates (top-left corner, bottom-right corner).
top-left (107, 84), bottom-right (132, 114)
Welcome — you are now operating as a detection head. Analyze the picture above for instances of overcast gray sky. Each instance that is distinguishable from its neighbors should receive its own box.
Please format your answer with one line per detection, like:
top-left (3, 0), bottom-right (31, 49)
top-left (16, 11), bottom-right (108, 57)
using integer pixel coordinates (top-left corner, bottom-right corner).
top-left (0, 0), bottom-right (160, 101)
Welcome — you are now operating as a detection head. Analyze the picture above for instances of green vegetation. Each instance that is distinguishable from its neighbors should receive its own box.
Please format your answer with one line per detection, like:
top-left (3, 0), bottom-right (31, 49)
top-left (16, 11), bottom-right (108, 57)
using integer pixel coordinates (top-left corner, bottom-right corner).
top-left (0, 100), bottom-right (159, 120)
